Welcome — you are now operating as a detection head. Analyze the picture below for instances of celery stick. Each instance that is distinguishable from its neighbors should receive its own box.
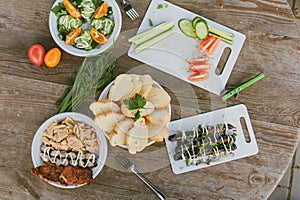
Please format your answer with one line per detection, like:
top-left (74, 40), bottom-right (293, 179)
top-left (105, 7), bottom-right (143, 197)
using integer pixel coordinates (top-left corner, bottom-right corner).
top-left (134, 29), bottom-right (174, 54)
top-left (208, 26), bottom-right (234, 41)
top-left (128, 22), bottom-right (167, 43)
top-left (130, 22), bottom-right (175, 46)
top-left (220, 37), bottom-right (234, 45)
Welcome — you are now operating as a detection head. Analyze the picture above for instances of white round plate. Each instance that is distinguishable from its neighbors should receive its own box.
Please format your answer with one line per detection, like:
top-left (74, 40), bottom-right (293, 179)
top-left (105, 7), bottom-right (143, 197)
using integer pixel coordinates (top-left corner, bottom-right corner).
top-left (31, 112), bottom-right (108, 188)
top-left (49, 0), bottom-right (122, 57)
top-left (98, 78), bottom-right (172, 149)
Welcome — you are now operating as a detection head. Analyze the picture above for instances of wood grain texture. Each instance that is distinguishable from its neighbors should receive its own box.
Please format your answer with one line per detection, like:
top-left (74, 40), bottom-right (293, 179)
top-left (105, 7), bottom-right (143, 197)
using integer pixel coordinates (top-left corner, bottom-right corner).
top-left (1, 0), bottom-right (300, 199)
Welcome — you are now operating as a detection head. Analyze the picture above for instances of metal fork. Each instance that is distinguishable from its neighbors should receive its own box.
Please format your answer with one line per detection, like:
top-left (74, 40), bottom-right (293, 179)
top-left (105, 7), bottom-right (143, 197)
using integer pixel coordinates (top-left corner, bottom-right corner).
top-left (119, 0), bottom-right (139, 20)
top-left (115, 153), bottom-right (166, 200)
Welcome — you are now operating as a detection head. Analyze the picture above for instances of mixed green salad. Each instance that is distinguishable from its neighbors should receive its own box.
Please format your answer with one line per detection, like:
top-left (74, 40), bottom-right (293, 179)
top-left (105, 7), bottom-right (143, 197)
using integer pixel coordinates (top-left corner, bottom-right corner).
top-left (51, 0), bottom-right (114, 50)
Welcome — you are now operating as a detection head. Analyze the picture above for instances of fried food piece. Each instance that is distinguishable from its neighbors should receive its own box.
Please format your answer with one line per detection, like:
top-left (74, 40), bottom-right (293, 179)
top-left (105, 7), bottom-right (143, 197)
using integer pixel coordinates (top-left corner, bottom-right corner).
top-left (31, 162), bottom-right (93, 186)
top-left (31, 162), bottom-right (66, 186)
top-left (60, 165), bottom-right (92, 185)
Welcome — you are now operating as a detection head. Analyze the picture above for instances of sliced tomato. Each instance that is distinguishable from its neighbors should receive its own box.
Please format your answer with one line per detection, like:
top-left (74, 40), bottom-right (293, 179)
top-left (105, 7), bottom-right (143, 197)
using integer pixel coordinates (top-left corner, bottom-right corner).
top-left (90, 27), bottom-right (108, 44)
top-left (64, 0), bottom-right (81, 18)
top-left (188, 72), bottom-right (209, 82)
top-left (188, 56), bottom-right (210, 65)
top-left (207, 36), bottom-right (221, 55)
top-left (189, 64), bottom-right (211, 73)
top-left (28, 44), bottom-right (45, 66)
top-left (94, 1), bottom-right (108, 18)
top-left (198, 36), bottom-right (216, 54)
top-left (44, 48), bottom-right (61, 68)
top-left (65, 27), bottom-right (82, 45)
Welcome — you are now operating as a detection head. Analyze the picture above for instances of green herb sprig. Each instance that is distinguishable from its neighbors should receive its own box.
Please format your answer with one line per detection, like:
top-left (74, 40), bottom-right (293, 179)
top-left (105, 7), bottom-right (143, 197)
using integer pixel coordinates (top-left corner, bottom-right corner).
top-left (56, 49), bottom-right (116, 113)
top-left (51, 2), bottom-right (67, 17)
top-left (123, 93), bottom-right (147, 121)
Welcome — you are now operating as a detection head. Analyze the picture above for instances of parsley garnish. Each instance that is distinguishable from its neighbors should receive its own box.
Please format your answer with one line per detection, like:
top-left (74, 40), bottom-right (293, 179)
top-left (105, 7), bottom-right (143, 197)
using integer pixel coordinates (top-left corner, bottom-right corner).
top-left (123, 93), bottom-right (146, 110)
top-left (123, 93), bottom-right (147, 122)
top-left (148, 18), bottom-right (153, 26)
top-left (134, 110), bottom-right (141, 122)
top-left (157, 3), bottom-right (168, 9)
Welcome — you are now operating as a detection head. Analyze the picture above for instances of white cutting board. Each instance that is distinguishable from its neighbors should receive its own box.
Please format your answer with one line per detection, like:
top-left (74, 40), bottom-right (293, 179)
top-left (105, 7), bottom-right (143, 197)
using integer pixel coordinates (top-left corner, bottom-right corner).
top-left (165, 104), bottom-right (258, 174)
top-left (128, 0), bottom-right (246, 95)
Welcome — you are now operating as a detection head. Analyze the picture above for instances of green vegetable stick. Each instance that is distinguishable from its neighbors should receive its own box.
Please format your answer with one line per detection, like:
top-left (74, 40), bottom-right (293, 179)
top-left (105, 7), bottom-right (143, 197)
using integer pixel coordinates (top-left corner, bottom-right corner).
top-left (128, 22), bottom-right (174, 45)
top-left (133, 22), bottom-right (175, 46)
top-left (128, 22), bottom-right (167, 43)
top-left (134, 29), bottom-right (174, 54)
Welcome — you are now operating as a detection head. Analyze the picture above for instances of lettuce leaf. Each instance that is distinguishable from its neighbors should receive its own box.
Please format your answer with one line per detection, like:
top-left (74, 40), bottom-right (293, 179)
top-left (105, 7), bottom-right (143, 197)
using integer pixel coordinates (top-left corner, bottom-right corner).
top-left (51, 2), bottom-right (67, 17)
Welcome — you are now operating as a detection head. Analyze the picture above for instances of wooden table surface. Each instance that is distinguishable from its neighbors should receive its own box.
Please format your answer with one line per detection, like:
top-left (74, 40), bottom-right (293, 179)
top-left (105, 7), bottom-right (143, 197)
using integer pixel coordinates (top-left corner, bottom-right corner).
top-left (1, 0), bottom-right (300, 199)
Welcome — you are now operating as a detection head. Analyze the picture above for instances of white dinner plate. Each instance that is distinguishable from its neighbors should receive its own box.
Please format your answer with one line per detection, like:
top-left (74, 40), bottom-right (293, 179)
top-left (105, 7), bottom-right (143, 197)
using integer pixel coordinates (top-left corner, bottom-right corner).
top-left (31, 112), bottom-right (108, 188)
top-left (98, 77), bottom-right (172, 148)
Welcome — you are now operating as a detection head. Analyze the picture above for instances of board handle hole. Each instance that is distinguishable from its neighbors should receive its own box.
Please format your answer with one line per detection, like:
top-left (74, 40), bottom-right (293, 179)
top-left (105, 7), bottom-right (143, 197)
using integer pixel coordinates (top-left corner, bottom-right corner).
top-left (240, 117), bottom-right (251, 143)
top-left (215, 47), bottom-right (231, 75)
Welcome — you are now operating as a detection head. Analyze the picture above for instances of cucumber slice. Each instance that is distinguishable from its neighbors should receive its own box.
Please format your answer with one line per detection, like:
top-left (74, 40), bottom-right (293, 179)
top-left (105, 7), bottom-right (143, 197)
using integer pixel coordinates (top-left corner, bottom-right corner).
top-left (101, 18), bottom-right (115, 35)
top-left (79, 0), bottom-right (96, 21)
top-left (195, 20), bottom-right (209, 40)
top-left (192, 16), bottom-right (202, 28)
top-left (91, 18), bottom-right (105, 30)
top-left (92, 18), bottom-right (115, 35)
top-left (75, 29), bottom-right (93, 50)
top-left (178, 19), bottom-right (196, 38)
top-left (58, 15), bottom-right (82, 31)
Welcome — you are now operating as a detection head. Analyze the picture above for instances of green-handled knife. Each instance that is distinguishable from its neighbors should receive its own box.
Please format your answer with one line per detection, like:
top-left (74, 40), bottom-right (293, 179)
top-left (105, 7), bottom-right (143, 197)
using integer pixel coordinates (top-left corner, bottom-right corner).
top-left (222, 73), bottom-right (265, 101)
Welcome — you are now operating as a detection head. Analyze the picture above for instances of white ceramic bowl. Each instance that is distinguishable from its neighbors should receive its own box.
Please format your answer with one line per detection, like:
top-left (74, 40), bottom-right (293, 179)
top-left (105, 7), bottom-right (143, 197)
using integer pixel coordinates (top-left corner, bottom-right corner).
top-left (49, 0), bottom-right (122, 57)
top-left (31, 112), bottom-right (108, 188)
top-left (98, 78), bottom-right (172, 148)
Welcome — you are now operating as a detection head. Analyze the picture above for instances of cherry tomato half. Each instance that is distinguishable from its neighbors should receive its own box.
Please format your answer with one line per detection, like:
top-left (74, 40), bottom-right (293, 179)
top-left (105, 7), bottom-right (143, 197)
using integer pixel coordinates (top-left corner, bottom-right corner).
top-left (44, 48), bottom-right (61, 68)
top-left (65, 27), bottom-right (82, 45)
top-left (28, 44), bottom-right (45, 66)
top-left (64, 0), bottom-right (81, 18)
top-left (90, 27), bottom-right (108, 44)
top-left (94, 1), bottom-right (108, 19)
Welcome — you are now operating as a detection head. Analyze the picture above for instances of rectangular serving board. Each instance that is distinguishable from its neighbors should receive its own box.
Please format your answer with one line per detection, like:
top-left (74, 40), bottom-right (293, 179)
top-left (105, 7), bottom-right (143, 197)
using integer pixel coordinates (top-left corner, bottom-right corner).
top-left (165, 104), bottom-right (258, 174)
top-left (128, 0), bottom-right (246, 95)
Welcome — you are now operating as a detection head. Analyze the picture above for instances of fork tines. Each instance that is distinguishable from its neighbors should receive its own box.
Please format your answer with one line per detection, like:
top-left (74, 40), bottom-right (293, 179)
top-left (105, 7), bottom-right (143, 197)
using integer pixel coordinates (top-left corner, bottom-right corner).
top-left (122, 2), bottom-right (139, 20)
top-left (115, 153), bottom-right (133, 170)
